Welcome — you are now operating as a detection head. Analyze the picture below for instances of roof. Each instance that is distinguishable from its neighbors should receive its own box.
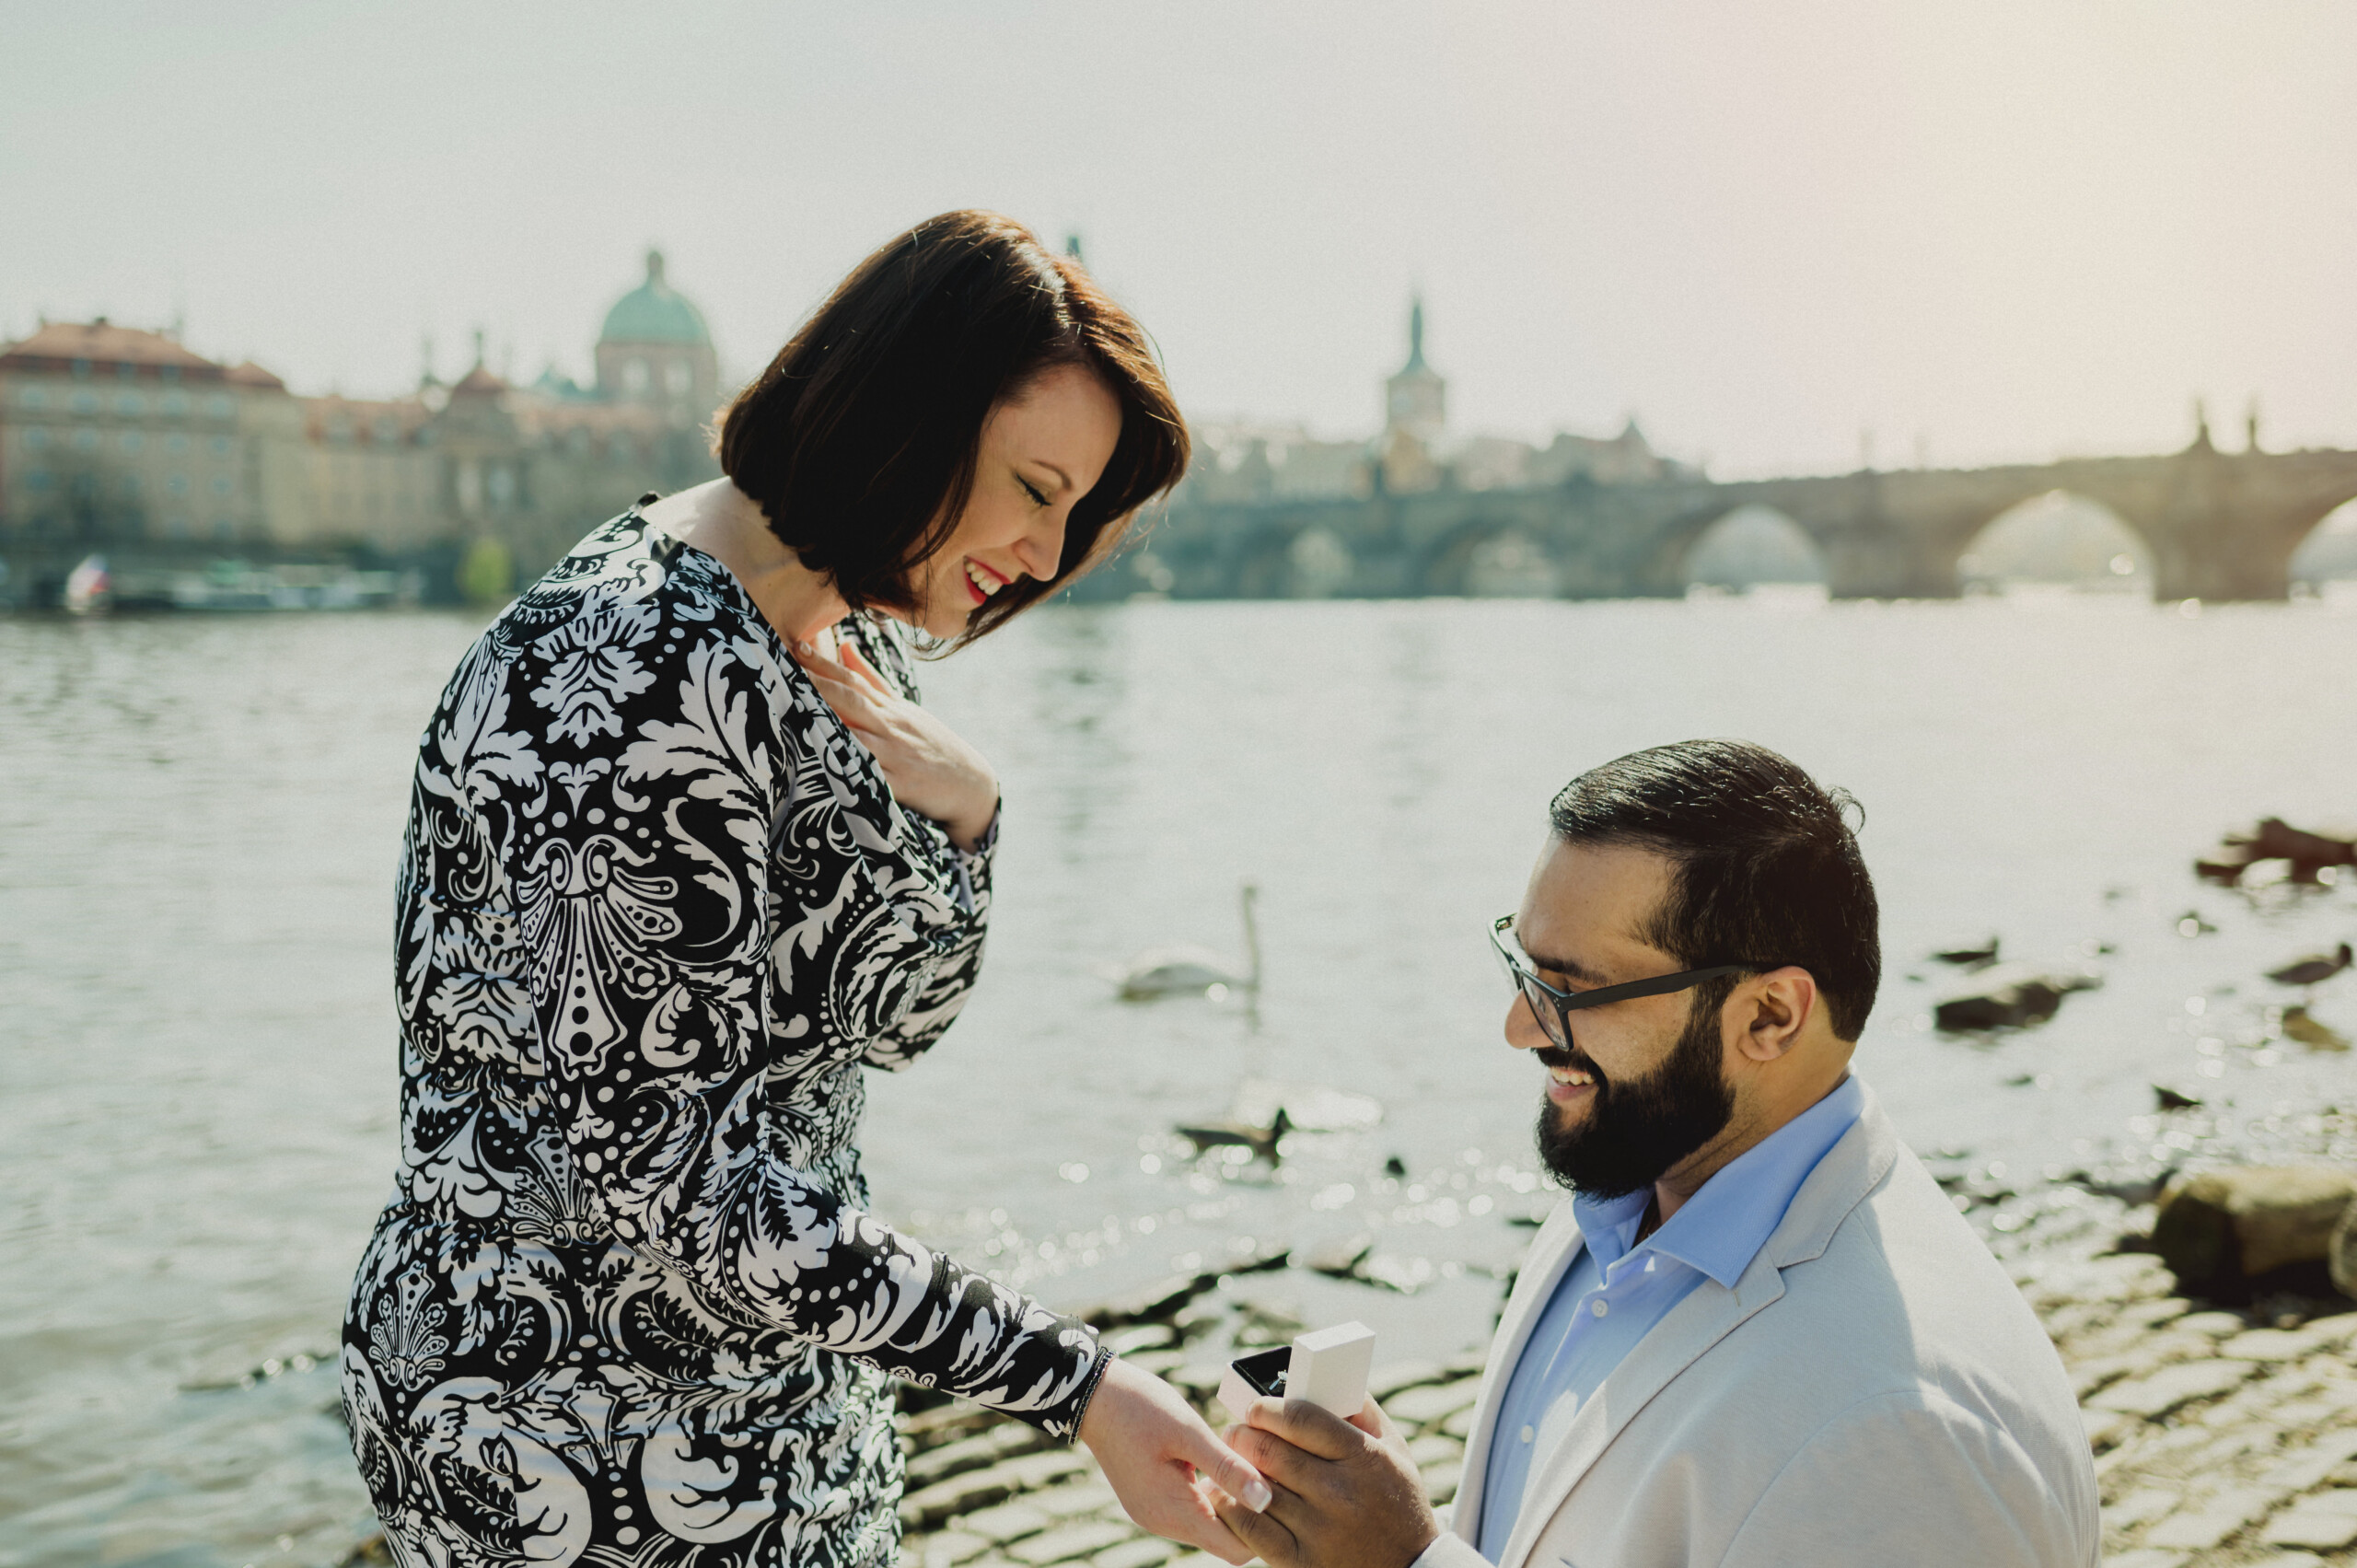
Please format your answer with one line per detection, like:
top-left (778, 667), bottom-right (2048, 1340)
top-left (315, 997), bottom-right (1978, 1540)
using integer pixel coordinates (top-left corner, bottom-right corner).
top-left (0, 319), bottom-right (226, 378)
top-left (448, 363), bottom-right (508, 397)
top-left (599, 250), bottom-right (712, 346)
top-left (224, 360), bottom-right (286, 390)
top-left (301, 394), bottom-right (432, 443)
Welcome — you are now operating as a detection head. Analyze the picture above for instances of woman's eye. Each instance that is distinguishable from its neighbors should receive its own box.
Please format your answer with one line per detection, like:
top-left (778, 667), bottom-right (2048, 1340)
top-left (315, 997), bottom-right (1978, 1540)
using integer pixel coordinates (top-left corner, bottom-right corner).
top-left (1018, 477), bottom-right (1048, 506)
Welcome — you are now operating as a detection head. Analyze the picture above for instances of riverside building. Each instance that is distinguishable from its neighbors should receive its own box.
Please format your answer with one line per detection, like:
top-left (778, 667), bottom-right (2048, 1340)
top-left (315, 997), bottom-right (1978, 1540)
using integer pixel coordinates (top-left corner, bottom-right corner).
top-left (0, 250), bottom-right (720, 605)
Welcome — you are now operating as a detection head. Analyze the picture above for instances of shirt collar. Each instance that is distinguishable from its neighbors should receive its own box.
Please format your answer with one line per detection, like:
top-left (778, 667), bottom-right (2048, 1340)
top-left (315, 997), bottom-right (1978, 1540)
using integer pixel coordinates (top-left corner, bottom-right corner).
top-left (1569, 1074), bottom-right (1865, 1290)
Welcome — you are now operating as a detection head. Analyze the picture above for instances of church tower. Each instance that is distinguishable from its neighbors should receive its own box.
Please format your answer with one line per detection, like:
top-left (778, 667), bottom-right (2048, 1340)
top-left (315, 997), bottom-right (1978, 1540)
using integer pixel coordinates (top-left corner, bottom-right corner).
top-left (1384, 295), bottom-right (1446, 446)
top-left (1380, 295), bottom-right (1447, 492)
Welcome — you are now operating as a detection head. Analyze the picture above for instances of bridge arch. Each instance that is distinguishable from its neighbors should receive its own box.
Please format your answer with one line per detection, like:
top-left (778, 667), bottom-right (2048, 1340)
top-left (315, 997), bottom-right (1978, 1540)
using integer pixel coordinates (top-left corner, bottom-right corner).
top-left (2292, 499), bottom-right (2357, 594)
top-left (1236, 521), bottom-right (1359, 598)
top-left (1418, 517), bottom-right (1564, 598)
top-left (1679, 505), bottom-right (1828, 591)
top-left (1956, 491), bottom-right (2154, 594)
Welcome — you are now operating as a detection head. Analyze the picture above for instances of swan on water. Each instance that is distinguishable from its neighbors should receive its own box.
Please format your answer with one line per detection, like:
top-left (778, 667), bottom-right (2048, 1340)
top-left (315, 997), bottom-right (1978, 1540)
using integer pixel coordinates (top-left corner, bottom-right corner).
top-left (1117, 882), bottom-right (1260, 1001)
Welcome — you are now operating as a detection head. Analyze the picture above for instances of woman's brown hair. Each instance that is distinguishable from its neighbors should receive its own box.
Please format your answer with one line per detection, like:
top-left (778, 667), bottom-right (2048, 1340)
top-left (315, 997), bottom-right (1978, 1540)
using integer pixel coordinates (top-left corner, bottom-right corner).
top-left (715, 210), bottom-right (1188, 644)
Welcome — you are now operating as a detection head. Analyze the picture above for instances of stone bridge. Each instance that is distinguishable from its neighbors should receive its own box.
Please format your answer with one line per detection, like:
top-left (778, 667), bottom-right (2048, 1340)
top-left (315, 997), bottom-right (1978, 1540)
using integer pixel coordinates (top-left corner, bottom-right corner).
top-left (1086, 436), bottom-right (2357, 603)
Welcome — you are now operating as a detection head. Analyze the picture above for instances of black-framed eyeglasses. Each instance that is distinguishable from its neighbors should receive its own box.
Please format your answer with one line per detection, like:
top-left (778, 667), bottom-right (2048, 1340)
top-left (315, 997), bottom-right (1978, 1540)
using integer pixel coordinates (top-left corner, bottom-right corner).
top-left (1490, 913), bottom-right (1751, 1051)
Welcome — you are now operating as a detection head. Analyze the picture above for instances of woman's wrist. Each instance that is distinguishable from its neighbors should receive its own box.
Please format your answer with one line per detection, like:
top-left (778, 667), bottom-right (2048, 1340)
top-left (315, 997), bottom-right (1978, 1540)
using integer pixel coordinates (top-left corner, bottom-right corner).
top-left (945, 791), bottom-right (1000, 853)
top-left (1068, 1344), bottom-right (1117, 1446)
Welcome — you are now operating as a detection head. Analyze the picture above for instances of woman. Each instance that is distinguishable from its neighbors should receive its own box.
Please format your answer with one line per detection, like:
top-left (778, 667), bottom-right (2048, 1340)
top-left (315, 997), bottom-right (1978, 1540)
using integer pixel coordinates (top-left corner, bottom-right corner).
top-left (342, 212), bottom-right (1269, 1568)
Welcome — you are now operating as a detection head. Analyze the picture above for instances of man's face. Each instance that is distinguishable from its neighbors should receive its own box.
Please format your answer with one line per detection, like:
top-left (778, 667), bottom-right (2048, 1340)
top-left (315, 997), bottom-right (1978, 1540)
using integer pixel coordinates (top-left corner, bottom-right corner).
top-left (1507, 838), bottom-right (1736, 1200)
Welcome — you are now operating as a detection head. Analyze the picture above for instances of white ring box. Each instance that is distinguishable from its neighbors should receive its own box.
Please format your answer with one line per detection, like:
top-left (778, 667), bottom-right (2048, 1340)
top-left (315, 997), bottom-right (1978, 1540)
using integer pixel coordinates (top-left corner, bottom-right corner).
top-left (1218, 1320), bottom-right (1376, 1423)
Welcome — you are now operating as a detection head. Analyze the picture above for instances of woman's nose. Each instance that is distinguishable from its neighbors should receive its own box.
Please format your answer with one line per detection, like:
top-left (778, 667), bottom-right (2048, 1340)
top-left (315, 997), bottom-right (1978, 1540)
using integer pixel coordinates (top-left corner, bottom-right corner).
top-left (1014, 509), bottom-right (1070, 581)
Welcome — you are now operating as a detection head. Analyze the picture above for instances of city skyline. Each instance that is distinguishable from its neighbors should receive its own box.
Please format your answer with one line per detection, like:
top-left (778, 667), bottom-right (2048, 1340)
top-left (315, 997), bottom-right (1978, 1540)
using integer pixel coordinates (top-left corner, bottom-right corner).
top-left (6, 2), bottom-right (2353, 479)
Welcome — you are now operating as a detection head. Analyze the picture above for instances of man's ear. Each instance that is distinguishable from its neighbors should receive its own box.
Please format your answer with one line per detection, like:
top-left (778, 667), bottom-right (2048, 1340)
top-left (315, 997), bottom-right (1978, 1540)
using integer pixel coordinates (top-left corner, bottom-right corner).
top-left (1734, 968), bottom-right (1818, 1063)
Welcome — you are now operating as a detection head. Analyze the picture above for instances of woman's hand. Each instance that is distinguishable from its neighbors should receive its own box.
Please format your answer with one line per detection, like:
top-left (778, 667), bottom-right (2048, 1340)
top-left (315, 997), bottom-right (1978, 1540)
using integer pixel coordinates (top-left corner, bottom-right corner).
top-left (1079, 1357), bottom-right (1274, 1564)
top-left (795, 635), bottom-right (999, 850)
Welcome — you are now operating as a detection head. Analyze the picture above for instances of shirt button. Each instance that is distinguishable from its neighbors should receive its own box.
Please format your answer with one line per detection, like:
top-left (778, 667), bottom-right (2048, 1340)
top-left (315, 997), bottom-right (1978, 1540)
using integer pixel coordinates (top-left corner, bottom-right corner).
top-left (1591, 1298), bottom-right (1609, 1318)
top-left (1520, 1424), bottom-right (1536, 1444)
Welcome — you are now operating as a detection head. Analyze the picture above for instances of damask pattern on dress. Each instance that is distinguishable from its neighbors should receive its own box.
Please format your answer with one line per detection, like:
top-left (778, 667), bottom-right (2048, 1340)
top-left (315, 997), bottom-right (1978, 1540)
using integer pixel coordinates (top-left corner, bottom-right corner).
top-left (343, 505), bottom-right (1107, 1568)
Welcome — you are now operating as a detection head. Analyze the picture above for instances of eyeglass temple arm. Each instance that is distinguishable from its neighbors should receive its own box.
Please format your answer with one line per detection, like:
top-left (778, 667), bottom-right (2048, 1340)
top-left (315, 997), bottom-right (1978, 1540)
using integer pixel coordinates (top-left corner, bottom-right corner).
top-left (1557, 965), bottom-right (1747, 1012)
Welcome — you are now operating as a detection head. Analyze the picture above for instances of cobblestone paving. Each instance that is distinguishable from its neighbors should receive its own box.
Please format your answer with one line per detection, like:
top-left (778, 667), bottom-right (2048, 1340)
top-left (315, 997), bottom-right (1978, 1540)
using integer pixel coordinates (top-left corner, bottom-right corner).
top-left (897, 1254), bottom-right (2357, 1568)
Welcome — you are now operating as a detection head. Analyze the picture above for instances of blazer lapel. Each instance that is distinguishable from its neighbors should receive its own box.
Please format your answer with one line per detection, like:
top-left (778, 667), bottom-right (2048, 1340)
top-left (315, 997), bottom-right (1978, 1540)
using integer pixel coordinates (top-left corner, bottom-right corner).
top-left (1447, 1202), bottom-right (1589, 1550)
top-left (1489, 1093), bottom-right (1901, 1568)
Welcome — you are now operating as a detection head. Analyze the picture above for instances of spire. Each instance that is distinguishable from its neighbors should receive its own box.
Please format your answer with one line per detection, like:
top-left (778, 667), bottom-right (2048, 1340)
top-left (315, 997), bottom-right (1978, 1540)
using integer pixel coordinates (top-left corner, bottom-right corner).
top-left (646, 249), bottom-right (667, 286)
top-left (1402, 294), bottom-right (1428, 374)
top-left (1063, 232), bottom-right (1085, 264)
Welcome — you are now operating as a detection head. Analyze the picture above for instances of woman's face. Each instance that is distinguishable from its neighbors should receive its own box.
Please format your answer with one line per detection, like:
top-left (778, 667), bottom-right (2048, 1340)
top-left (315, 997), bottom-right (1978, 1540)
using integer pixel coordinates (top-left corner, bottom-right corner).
top-left (904, 361), bottom-right (1123, 639)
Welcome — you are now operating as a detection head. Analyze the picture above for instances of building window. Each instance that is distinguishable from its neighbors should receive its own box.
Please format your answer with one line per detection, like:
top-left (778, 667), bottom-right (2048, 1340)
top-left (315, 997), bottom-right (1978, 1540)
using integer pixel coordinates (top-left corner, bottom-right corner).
top-left (205, 394), bottom-right (234, 420)
top-left (211, 436), bottom-right (232, 459)
top-left (167, 515), bottom-right (192, 540)
top-left (214, 518), bottom-right (235, 540)
top-left (26, 469), bottom-right (52, 492)
top-left (120, 473), bottom-right (141, 497)
top-left (19, 387), bottom-right (45, 410)
top-left (71, 389), bottom-right (99, 413)
top-left (72, 358), bottom-right (92, 379)
top-left (168, 434), bottom-right (190, 456)
top-left (159, 366), bottom-right (180, 385)
top-left (120, 430), bottom-right (143, 455)
top-left (168, 473), bottom-right (189, 495)
top-left (211, 475), bottom-right (233, 496)
top-left (117, 391), bottom-right (144, 415)
top-left (161, 391), bottom-right (189, 416)
top-left (25, 426), bottom-right (47, 450)
top-left (74, 427), bottom-right (99, 452)
top-left (623, 358), bottom-right (651, 393)
top-left (665, 360), bottom-right (692, 395)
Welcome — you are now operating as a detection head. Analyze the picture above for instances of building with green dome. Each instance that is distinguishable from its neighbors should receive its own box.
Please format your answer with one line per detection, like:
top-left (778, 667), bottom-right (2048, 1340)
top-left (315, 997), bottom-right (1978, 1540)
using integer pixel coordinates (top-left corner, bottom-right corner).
top-left (0, 250), bottom-right (726, 601)
top-left (594, 250), bottom-right (719, 422)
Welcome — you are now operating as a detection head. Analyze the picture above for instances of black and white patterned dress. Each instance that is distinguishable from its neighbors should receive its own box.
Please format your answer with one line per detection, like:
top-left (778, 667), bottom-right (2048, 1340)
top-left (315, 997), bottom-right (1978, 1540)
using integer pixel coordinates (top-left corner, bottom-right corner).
top-left (342, 505), bottom-right (1108, 1568)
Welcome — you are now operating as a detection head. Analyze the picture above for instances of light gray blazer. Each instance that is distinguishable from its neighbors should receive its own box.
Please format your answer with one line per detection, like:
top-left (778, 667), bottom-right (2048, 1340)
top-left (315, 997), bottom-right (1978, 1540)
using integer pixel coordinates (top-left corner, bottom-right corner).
top-left (1413, 1084), bottom-right (2098, 1568)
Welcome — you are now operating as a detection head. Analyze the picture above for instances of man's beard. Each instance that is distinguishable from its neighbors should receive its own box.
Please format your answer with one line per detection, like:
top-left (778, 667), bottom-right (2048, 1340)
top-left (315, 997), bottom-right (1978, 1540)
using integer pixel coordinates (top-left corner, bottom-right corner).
top-left (1534, 996), bottom-right (1736, 1200)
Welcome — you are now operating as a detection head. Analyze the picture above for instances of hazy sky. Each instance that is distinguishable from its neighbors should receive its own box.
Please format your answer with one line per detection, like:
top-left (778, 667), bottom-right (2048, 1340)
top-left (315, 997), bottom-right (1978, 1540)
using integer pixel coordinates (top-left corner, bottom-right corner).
top-left (6, 2), bottom-right (2351, 476)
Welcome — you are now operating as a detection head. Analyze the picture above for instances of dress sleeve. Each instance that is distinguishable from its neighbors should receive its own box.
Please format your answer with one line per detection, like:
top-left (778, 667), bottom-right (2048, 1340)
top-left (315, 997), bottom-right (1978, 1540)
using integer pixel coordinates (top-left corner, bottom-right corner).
top-left (517, 613), bottom-right (1105, 1435)
top-left (834, 613), bottom-right (1000, 1073)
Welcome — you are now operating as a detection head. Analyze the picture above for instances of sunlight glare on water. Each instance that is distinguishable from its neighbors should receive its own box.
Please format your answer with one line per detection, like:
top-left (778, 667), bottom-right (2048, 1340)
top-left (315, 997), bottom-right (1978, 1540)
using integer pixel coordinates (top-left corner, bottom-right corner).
top-left (2, 592), bottom-right (2355, 1565)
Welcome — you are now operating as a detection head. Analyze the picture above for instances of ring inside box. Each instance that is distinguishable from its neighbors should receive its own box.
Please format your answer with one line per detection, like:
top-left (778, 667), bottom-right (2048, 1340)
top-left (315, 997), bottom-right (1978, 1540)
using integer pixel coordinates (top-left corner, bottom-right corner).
top-left (1229, 1345), bottom-right (1293, 1400)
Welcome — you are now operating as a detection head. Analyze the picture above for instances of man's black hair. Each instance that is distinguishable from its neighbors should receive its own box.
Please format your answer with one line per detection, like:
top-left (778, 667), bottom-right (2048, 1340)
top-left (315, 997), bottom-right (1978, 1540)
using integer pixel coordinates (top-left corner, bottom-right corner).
top-left (1548, 739), bottom-right (1880, 1041)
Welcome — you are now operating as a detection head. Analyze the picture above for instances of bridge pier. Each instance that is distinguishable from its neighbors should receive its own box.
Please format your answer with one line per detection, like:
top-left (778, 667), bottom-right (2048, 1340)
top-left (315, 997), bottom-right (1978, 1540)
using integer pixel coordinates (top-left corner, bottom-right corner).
top-left (2135, 449), bottom-right (2357, 602)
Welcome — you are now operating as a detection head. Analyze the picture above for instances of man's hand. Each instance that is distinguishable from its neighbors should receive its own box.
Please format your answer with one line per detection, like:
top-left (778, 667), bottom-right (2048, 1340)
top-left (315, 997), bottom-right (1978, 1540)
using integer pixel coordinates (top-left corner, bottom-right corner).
top-left (795, 635), bottom-right (999, 850)
top-left (1079, 1356), bottom-right (1275, 1565)
top-left (1213, 1394), bottom-right (1440, 1568)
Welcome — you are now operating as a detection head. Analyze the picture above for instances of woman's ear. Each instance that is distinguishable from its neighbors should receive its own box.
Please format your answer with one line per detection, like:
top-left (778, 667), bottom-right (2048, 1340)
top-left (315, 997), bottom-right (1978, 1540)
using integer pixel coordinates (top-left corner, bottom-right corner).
top-left (1737, 968), bottom-right (1818, 1062)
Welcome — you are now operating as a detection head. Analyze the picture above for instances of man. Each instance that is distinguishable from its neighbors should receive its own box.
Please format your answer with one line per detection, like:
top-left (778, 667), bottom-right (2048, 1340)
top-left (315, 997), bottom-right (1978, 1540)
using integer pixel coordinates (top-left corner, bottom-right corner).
top-left (1215, 740), bottom-right (2097, 1568)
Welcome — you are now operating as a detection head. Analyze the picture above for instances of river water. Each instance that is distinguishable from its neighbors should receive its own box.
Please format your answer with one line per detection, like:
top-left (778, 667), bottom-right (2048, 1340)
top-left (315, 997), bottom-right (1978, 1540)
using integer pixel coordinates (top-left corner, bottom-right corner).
top-left (4, 590), bottom-right (2355, 1566)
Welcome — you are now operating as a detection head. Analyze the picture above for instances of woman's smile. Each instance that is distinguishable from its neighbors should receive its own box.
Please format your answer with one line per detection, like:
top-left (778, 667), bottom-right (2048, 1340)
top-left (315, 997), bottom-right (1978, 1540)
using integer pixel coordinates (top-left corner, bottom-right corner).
top-left (963, 557), bottom-right (1012, 606)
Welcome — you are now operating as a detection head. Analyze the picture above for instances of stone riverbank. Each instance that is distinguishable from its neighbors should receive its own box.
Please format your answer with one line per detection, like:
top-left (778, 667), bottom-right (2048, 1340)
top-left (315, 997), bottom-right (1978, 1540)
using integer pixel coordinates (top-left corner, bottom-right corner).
top-left (892, 1247), bottom-right (2357, 1568)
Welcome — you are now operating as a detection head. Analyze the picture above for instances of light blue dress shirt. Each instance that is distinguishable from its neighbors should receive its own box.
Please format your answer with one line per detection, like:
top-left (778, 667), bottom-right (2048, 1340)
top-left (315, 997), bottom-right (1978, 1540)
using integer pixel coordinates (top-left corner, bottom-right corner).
top-left (1475, 1075), bottom-right (1865, 1561)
